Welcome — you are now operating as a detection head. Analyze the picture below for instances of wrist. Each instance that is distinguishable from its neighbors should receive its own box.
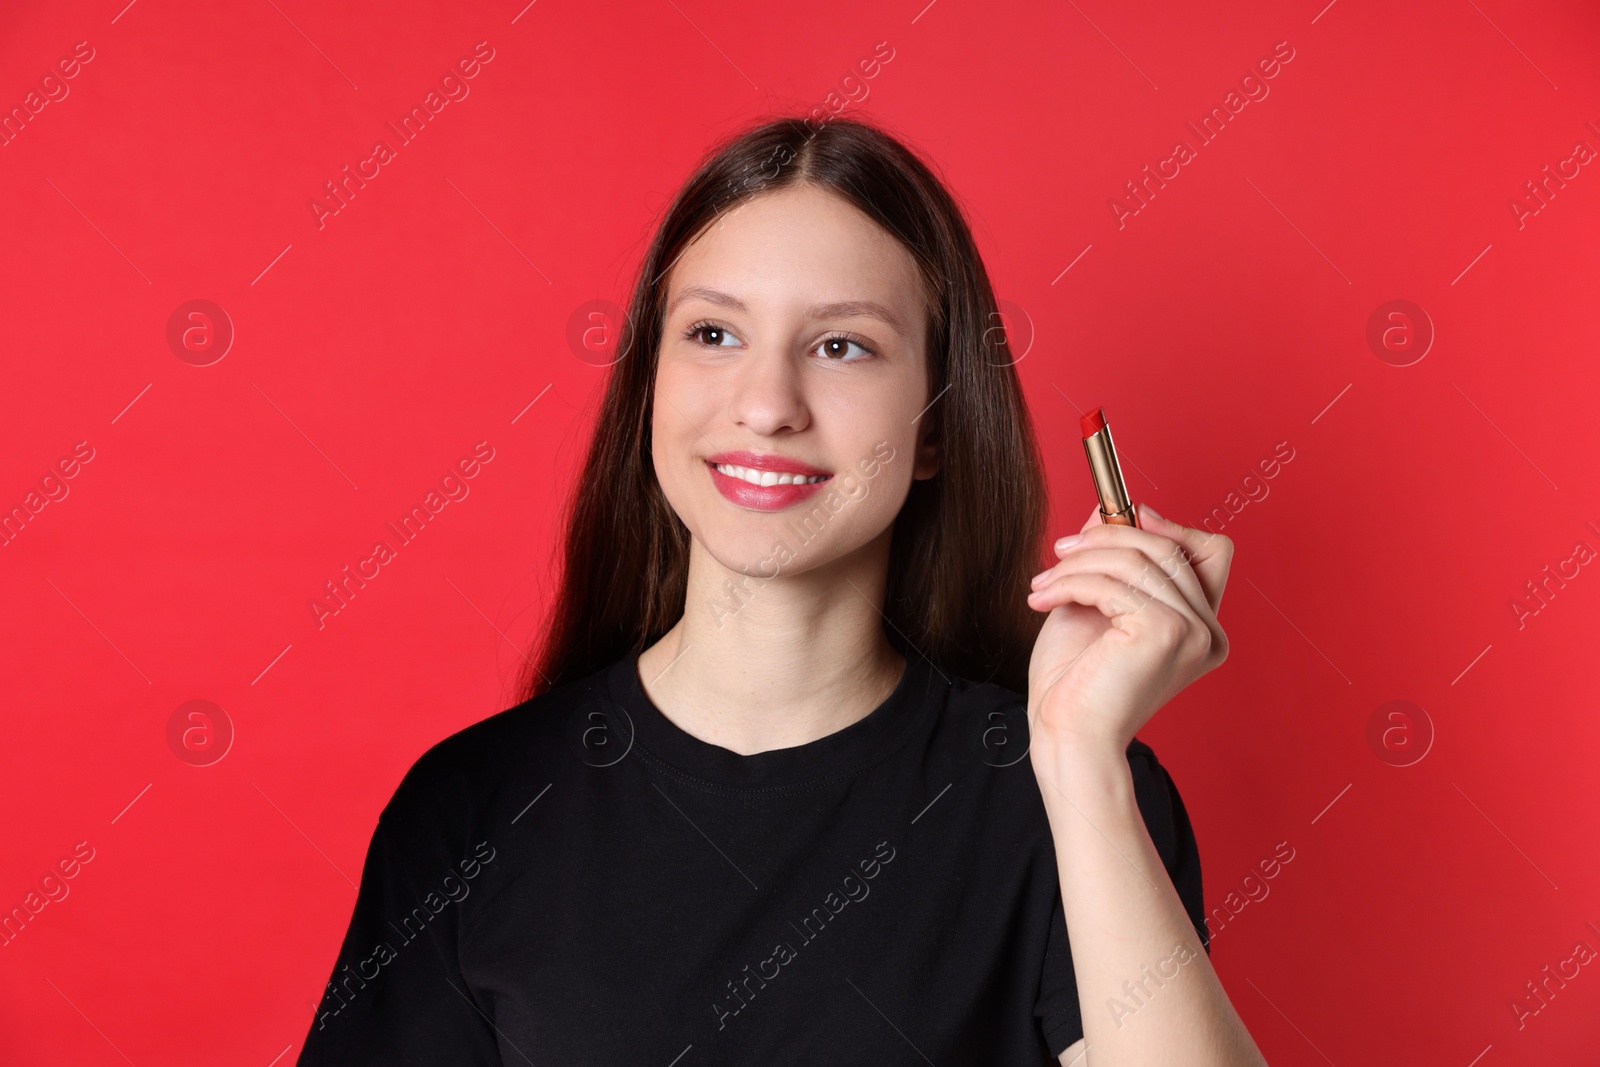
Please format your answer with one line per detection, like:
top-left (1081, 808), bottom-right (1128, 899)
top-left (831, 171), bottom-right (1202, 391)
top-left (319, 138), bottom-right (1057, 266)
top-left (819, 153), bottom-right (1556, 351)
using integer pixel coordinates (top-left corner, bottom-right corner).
top-left (1026, 704), bottom-right (1129, 762)
top-left (1027, 723), bottom-right (1131, 780)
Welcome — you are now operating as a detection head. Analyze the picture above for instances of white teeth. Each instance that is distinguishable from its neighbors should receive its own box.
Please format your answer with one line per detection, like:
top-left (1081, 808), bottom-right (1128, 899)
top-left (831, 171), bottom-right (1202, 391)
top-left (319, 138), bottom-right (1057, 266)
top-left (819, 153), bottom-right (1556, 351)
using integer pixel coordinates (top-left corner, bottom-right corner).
top-left (714, 463), bottom-right (828, 487)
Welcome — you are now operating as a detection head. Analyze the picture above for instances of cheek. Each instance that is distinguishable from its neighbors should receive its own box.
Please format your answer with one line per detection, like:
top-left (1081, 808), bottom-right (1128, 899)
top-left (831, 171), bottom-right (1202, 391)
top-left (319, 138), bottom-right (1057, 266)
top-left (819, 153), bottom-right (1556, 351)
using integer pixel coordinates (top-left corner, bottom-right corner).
top-left (820, 441), bottom-right (914, 532)
top-left (650, 407), bottom-right (694, 516)
top-left (866, 459), bottom-right (914, 526)
top-left (651, 363), bottom-right (705, 471)
top-left (812, 392), bottom-right (918, 506)
top-left (649, 364), bottom-right (731, 544)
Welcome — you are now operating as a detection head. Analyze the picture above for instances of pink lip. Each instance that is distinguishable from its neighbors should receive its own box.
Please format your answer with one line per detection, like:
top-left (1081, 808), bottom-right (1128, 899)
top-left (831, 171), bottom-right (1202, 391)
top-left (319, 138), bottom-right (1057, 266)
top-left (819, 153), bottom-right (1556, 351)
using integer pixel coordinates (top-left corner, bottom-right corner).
top-left (705, 450), bottom-right (832, 477)
top-left (705, 451), bottom-right (833, 512)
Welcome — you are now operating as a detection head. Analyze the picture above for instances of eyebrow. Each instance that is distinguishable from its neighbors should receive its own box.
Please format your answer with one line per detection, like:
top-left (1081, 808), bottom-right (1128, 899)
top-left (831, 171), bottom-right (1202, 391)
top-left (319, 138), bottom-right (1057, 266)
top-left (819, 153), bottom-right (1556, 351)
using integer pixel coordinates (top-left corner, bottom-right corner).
top-left (666, 284), bottom-right (909, 337)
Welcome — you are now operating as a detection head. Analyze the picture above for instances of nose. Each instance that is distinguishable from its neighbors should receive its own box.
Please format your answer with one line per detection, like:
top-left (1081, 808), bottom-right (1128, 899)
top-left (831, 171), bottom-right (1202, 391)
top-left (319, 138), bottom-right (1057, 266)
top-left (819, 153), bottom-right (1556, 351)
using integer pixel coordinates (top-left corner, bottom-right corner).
top-left (728, 344), bottom-right (810, 436)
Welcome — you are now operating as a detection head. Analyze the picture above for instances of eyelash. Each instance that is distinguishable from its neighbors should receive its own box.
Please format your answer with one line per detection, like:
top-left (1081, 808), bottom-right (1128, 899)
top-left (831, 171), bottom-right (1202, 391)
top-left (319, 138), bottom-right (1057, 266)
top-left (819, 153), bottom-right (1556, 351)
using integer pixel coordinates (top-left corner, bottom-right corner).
top-left (681, 319), bottom-right (877, 361)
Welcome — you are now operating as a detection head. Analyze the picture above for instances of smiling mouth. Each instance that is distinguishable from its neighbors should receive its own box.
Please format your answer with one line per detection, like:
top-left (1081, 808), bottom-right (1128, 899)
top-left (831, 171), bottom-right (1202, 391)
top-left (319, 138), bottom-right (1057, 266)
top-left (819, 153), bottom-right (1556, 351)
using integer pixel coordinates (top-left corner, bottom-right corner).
top-left (710, 462), bottom-right (831, 486)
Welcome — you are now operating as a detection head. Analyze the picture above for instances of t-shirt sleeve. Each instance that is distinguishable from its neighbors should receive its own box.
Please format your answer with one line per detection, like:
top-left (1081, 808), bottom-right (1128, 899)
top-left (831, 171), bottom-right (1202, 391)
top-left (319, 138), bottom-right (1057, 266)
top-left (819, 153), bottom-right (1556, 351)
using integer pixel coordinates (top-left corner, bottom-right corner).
top-left (1034, 740), bottom-right (1208, 1056)
top-left (295, 742), bottom-right (503, 1066)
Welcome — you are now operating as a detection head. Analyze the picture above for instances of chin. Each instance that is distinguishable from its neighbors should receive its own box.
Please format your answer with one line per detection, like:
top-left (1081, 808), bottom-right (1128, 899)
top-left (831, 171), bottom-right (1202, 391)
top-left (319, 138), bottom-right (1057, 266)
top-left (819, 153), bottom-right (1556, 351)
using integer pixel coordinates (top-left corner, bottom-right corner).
top-left (699, 523), bottom-right (813, 581)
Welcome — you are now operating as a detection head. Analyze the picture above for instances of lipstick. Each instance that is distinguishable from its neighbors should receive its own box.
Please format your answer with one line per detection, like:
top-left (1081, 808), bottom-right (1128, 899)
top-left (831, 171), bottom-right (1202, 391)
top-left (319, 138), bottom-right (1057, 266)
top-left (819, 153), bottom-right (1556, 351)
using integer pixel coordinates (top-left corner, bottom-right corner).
top-left (705, 450), bottom-right (833, 513)
top-left (1079, 407), bottom-right (1141, 528)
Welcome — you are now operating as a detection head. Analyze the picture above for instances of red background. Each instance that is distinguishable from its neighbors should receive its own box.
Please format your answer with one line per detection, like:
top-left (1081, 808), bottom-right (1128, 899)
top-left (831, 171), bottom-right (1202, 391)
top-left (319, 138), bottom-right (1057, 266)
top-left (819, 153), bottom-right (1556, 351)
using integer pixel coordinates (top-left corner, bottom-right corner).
top-left (3, 0), bottom-right (1598, 1062)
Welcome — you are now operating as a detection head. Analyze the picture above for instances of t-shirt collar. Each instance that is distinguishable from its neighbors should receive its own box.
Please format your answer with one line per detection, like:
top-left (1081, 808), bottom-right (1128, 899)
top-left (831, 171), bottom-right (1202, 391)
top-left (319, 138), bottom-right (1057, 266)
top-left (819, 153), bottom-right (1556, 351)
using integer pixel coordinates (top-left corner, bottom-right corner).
top-left (603, 650), bottom-right (934, 792)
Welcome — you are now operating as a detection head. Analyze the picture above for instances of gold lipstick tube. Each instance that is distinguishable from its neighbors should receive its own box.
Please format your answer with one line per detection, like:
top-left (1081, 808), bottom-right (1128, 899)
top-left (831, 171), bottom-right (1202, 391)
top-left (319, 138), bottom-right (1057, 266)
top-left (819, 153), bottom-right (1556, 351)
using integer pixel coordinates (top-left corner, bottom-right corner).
top-left (1081, 420), bottom-right (1141, 528)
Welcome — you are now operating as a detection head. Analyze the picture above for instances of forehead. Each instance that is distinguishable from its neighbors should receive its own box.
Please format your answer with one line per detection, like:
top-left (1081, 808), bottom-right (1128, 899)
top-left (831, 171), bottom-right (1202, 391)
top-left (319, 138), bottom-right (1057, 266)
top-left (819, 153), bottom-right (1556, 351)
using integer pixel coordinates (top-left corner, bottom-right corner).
top-left (664, 186), bottom-right (926, 331)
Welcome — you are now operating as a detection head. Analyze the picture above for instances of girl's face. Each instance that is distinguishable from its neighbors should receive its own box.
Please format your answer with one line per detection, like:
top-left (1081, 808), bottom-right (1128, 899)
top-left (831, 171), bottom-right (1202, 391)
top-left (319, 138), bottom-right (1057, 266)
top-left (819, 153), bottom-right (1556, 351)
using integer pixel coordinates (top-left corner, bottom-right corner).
top-left (652, 184), bottom-right (939, 584)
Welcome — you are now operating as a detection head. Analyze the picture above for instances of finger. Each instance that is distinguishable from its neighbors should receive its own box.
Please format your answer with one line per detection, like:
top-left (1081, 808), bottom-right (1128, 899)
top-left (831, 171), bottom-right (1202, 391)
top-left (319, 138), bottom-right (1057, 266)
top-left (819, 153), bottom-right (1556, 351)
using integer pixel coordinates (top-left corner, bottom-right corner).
top-left (1026, 571), bottom-right (1197, 642)
top-left (1032, 545), bottom-right (1205, 625)
top-left (1027, 569), bottom-right (1149, 620)
top-left (1052, 521), bottom-right (1210, 617)
top-left (1135, 504), bottom-right (1233, 614)
top-left (1080, 503), bottom-right (1103, 534)
top-left (1066, 508), bottom-right (1225, 618)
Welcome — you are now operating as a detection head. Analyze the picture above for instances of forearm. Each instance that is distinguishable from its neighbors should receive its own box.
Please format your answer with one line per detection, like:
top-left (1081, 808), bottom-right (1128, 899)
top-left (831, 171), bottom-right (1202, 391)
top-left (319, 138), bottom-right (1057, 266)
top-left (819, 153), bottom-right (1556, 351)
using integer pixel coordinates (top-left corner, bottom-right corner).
top-left (1032, 741), bottom-right (1266, 1066)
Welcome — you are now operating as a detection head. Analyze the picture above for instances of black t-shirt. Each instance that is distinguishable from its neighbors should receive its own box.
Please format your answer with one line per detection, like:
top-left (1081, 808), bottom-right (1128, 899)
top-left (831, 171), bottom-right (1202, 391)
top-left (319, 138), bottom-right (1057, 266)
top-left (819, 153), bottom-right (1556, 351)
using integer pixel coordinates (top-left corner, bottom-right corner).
top-left (296, 650), bottom-right (1208, 1066)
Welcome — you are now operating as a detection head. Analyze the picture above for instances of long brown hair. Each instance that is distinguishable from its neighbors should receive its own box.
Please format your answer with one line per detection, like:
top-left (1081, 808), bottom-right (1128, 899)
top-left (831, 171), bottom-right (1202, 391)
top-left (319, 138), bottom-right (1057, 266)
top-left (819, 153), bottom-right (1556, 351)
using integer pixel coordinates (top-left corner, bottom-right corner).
top-left (516, 115), bottom-right (1049, 700)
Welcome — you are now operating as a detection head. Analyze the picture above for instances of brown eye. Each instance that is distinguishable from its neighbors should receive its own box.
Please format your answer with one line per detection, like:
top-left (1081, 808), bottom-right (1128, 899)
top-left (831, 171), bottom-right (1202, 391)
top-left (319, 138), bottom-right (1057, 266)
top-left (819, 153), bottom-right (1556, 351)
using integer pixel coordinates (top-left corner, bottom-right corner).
top-left (814, 334), bottom-right (874, 361)
top-left (685, 321), bottom-right (739, 347)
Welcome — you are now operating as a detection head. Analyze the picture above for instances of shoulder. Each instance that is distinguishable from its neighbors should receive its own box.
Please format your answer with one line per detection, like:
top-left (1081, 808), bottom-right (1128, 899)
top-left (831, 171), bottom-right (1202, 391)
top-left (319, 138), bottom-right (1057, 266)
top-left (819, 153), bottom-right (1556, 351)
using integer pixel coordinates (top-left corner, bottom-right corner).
top-left (1119, 735), bottom-right (1205, 944)
top-left (377, 664), bottom-right (614, 834)
top-left (925, 667), bottom-right (1194, 854)
top-left (1125, 736), bottom-right (1164, 776)
top-left (1121, 738), bottom-right (1182, 842)
top-left (928, 669), bottom-right (1030, 754)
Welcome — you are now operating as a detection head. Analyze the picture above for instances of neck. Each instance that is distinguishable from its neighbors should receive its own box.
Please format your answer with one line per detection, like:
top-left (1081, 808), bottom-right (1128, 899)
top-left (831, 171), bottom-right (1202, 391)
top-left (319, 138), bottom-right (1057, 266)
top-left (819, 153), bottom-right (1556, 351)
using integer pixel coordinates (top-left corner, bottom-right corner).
top-left (637, 528), bottom-right (906, 756)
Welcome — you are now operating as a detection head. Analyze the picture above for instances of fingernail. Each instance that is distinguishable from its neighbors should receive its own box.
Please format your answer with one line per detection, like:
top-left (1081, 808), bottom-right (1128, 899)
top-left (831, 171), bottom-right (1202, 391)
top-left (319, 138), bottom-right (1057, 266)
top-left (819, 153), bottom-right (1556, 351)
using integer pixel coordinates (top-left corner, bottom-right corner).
top-left (1029, 569), bottom-right (1050, 587)
top-left (1055, 534), bottom-right (1081, 550)
top-left (1140, 504), bottom-right (1162, 522)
